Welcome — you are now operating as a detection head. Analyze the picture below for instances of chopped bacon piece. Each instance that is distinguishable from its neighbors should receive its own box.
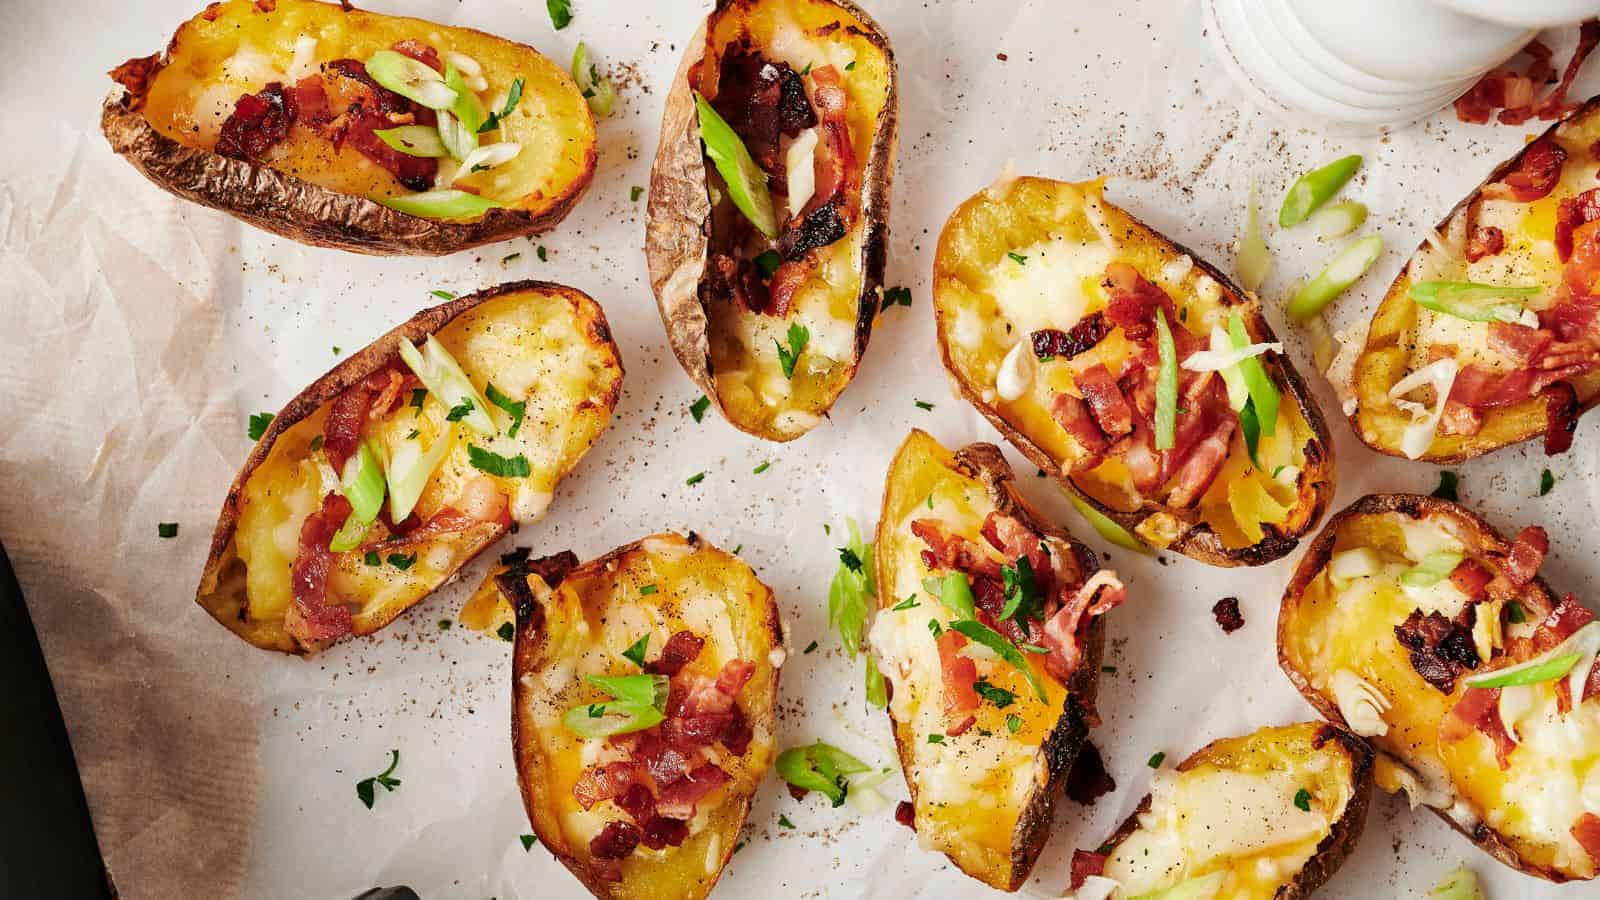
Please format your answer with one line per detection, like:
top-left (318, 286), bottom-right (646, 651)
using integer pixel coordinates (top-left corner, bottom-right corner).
top-left (639, 815), bottom-right (691, 850)
top-left (980, 511), bottom-right (1055, 596)
top-left (614, 782), bottom-right (656, 825)
top-left (573, 761), bottom-right (640, 810)
top-left (1465, 225), bottom-right (1506, 262)
top-left (1032, 313), bottom-right (1111, 360)
top-left (1064, 741), bottom-right (1116, 806)
top-left (285, 493), bottom-right (355, 644)
top-left (765, 258), bottom-right (811, 316)
top-left (1040, 571), bottom-right (1127, 681)
top-left (708, 253), bottom-right (772, 315)
top-left (803, 66), bottom-right (855, 217)
top-left (646, 631), bottom-right (706, 677)
top-left (1050, 393), bottom-right (1110, 459)
top-left (1543, 381), bottom-right (1580, 454)
top-left (1483, 138), bottom-right (1567, 203)
top-left (710, 48), bottom-right (815, 175)
top-left (1211, 597), bottom-right (1244, 634)
top-left (108, 54), bottom-right (162, 109)
top-left (283, 75), bottom-right (334, 129)
top-left (1534, 19), bottom-right (1600, 120)
top-left (1164, 414), bottom-right (1235, 508)
top-left (1504, 526), bottom-right (1548, 588)
top-left (1487, 322), bottom-right (1553, 365)
top-left (1449, 362), bottom-right (1596, 410)
top-left (1103, 262), bottom-right (1177, 341)
top-left (1457, 23), bottom-right (1599, 124)
top-left (1454, 70), bottom-right (1536, 124)
top-left (390, 39), bottom-right (442, 72)
top-left (1070, 849), bottom-right (1108, 890)
top-left (216, 83), bottom-right (291, 160)
top-left (1439, 401), bottom-right (1485, 437)
top-left (1075, 363), bottom-right (1136, 439)
top-left (589, 820), bottom-right (641, 860)
top-left (318, 59), bottom-right (438, 191)
top-left (661, 660), bottom-right (754, 749)
top-left (1394, 608), bottom-right (1480, 693)
top-left (630, 732), bottom-right (694, 787)
top-left (911, 519), bottom-right (1003, 579)
top-left (895, 800), bottom-right (915, 829)
top-left (1543, 293), bottom-right (1600, 344)
top-left (1568, 220), bottom-right (1600, 296)
top-left (323, 368), bottom-right (399, 471)
top-left (946, 715), bottom-right (976, 737)
top-left (720, 705), bottom-right (753, 756)
top-left (655, 764), bottom-right (731, 820)
top-left (1531, 594), bottom-right (1595, 651)
top-left (1555, 189), bottom-right (1600, 264)
top-left (935, 630), bottom-right (980, 716)
top-left (1448, 560), bottom-right (1493, 600)
top-left (1573, 813), bottom-right (1600, 867)
top-left (1442, 685), bottom-right (1516, 768)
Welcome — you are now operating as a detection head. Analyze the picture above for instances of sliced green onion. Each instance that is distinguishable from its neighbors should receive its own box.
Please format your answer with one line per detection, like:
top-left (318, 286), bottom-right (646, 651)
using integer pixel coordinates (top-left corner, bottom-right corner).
top-left (330, 440), bottom-right (387, 552)
top-left (562, 674), bottom-right (669, 738)
top-left (695, 91), bottom-right (777, 238)
top-left (1237, 179), bottom-right (1271, 293)
top-left (1210, 326), bottom-right (1250, 410)
top-left (827, 518), bottom-right (875, 659)
top-left (1464, 622), bottom-right (1600, 692)
top-left (1068, 494), bottom-right (1150, 554)
top-left (443, 63), bottom-right (486, 159)
top-left (949, 619), bottom-right (1047, 703)
top-left (374, 125), bottom-right (447, 158)
top-left (1230, 311), bottom-right (1279, 437)
top-left (1409, 281), bottom-right (1541, 323)
top-left (923, 572), bottom-right (976, 620)
top-left (1312, 200), bottom-right (1368, 240)
top-left (864, 655), bottom-right (887, 709)
top-left (385, 423), bottom-right (456, 522)
top-left (775, 741), bottom-right (871, 807)
top-left (1287, 234), bottom-right (1383, 322)
top-left (397, 334), bottom-right (496, 435)
top-left (1129, 871), bottom-right (1227, 900)
top-left (1153, 307), bottom-right (1178, 450)
top-left (1280, 155), bottom-right (1362, 228)
top-left (364, 50), bottom-right (457, 110)
top-left (1400, 551), bottom-right (1463, 587)
top-left (1428, 866), bottom-right (1485, 900)
top-left (571, 43), bottom-right (616, 117)
top-left (379, 189), bottom-right (504, 220)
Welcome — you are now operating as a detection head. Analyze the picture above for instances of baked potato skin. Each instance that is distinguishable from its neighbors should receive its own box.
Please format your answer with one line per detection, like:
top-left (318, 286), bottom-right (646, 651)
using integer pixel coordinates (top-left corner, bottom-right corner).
top-left (875, 431), bottom-right (1104, 891)
top-left (1098, 723), bottom-right (1374, 900)
top-left (509, 533), bottom-right (783, 900)
top-left (644, 0), bottom-right (897, 442)
top-left (196, 281), bottom-right (623, 653)
top-left (1351, 96), bottom-right (1600, 463)
top-left (932, 177), bottom-right (1335, 567)
top-left (1276, 493), bottom-right (1582, 882)
top-left (103, 0), bottom-right (596, 256)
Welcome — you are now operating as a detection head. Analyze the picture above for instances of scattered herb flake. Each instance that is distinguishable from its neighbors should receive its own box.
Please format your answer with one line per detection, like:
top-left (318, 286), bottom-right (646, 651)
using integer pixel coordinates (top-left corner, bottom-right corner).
top-left (689, 395), bottom-right (711, 423)
top-left (479, 78), bottom-right (526, 133)
top-left (356, 750), bottom-right (402, 809)
top-left (1147, 751), bottom-right (1166, 769)
top-left (485, 383), bottom-right (527, 438)
top-left (332, 346), bottom-right (341, 355)
top-left (157, 522), bottom-right (178, 539)
top-left (754, 250), bottom-right (782, 277)
top-left (845, 60), bottom-right (856, 70)
top-left (639, 584), bottom-right (658, 596)
top-left (630, 186), bottom-right (643, 202)
top-left (926, 733), bottom-right (946, 745)
top-left (410, 388), bottom-right (428, 409)
top-left (778, 814), bottom-right (796, 829)
top-left (881, 285), bottom-right (912, 310)
top-left (497, 622), bottom-right (515, 642)
top-left (753, 460), bottom-right (771, 474)
top-left (405, 429), bottom-right (419, 440)
top-left (1506, 601), bottom-right (1527, 624)
top-left (520, 834), bottom-right (537, 851)
top-left (1432, 470), bottom-right (1459, 502)
top-left (775, 322), bottom-right (810, 379)
top-left (364, 551), bottom-right (382, 566)
top-left (622, 634), bottom-right (649, 667)
top-left (1005, 713), bottom-right (1023, 734)
top-left (387, 552), bottom-right (418, 571)
top-left (892, 595), bottom-right (919, 611)
top-left (803, 640), bottom-right (819, 654)
top-left (972, 679), bottom-right (1016, 708)
top-left (536, 245), bottom-right (548, 262)
top-left (1293, 788), bottom-right (1312, 811)
top-left (838, 546), bottom-right (864, 573)
top-left (1101, 665), bottom-right (1117, 673)
top-left (438, 619), bottom-right (452, 631)
top-left (502, 252), bottom-right (521, 265)
top-left (546, 0), bottom-right (573, 29)
top-left (1539, 469), bottom-right (1556, 496)
top-left (429, 289), bottom-right (457, 301)
top-left (914, 399), bottom-right (935, 411)
top-left (1007, 251), bottom-right (1028, 265)
top-left (468, 445), bottom-right (531, 478)
top-left (445, 399), bottom-right (476, 422)
top-left (685, 472), bottom-right (706, 486)
top-left (247, 412), bottom-right (274, 441)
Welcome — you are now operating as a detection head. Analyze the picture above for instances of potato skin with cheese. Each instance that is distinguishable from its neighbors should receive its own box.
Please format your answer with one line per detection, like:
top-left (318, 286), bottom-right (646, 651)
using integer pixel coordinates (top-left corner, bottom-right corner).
top-left (932, 177), bottom-right (1334, 566)
top-left (103, 0), bottom-right (596, 255)
top-left (195, 281), bottom-right (622, 653)
top-left (1351, 97), bottom-right (1600, 462)
top-left (508, 533), bottom-right (782, 900)
top-left (1278, 494), bottom-right (1598, 882)
top-left (1096, 722), bottom-right (1372, 899)
top-left (645, 0), bottom-right (897, 441)
top-left (872, 430), bottom-right (1105, 891)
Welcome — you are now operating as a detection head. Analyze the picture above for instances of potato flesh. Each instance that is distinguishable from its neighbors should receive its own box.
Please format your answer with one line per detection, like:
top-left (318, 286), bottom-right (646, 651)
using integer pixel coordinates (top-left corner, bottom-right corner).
top-left (870, 431), bottom-right (1072, 887)
top-left (139, 0), bottom-right (593, 215)
top-left (517, 536), bottom-right (778, 899)
top-left (699, 0), bottom-right (890, 438)
top-left (1355, 110), bottom-right (1600, 459)
top-left (1104, 723), bottom-right (1353, 897)
top-left (935, 178), bottom-right (1313, 548)
top-left (219, 290), bottom-right (621, 637)
top-left (1281, 511), bottom-right (1600, 879)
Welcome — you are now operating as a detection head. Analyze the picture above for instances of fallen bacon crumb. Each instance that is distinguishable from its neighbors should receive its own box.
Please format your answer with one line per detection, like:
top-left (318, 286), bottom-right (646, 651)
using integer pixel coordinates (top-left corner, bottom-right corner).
top-left (1212, 597), bottom-right (1245, 634)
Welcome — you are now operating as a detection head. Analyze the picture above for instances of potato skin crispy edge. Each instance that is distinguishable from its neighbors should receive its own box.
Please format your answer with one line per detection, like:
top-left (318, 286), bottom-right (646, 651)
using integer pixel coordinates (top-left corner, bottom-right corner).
top-left (509, 532), bottom-right (783, 900)
top-left (877, 433), bottom-right (1106, 891)
top-left (932, 178), bottom-right (1336, 567)
top-left (1276, 492), bottom-right (1589, 882)
top-left (1096, 723), bottom-right (1375, 900)
top-left (643, 0), bottom-right (898, 441)
top-left (1351, 94), bottom-right (1600, 464)
top-left (194, 281), bottom-right (623, 654)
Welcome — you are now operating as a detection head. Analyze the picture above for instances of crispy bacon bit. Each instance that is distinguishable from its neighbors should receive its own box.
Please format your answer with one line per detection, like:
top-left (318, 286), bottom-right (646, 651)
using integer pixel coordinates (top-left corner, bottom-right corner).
top-left (894, 800), bottom-right (916, 829)
top-left (1040, 572), bottom-right (1128, 681)
top-left (1050, 393), bottom-right (1109, 460)
top-left (639, 815), bottom-right (691, 850)
top-left (1448, 560), bottom-right (1493, 601)
top-left (390, 39), bottom-right (442, 72)
top-left (1064, 741), bottom-right (1116, 806)
top-left (323, 366), bottom-right (404, 471)
top-left (980, 511), bottom-right (1055, 596)
top-left (254, 0), bottom-right (278, 11)
top-left (1574, 813), bottom-right (1600, 866)
top-left (108, 54), bottom-right (162, 109)
top-left (1439, 401), bottom-right (1485, 437)
top-left (1070, 849), bottom-right (1108, 890)
top-left (1487, 322), bottom-right (1553, 365)
top-left (1554, 189), bottom-right (1600, 263)
top-left (946, 715), bottom-right (977, 737)
top-left (614, 782), bottom-right (656, 826)
top-left (317, 59), bottom-right (438, 191)
top-left (1032, 313), bottom-right (1111, 360)
top-left (1211, 597), bottom-right (1244, 634)
top-left (216, 83), bottom-right (291, 160)
top-left (573, 761), bottom-right (640, 811)
top-left (589, 820), bottom-right (641, 860)
top-left (936, 630), bottom-right (980, 717)
top-left (1465, 225), bottom-right (1506, 263)
top-left (1543, 381), bottom-right (1580, 455)
top-left (1504, 526), bottom-right (1549, 588)
top-left (711, 48), bottom-right (815, 174)
top-left (1394, 608), bottom-right (1480, 694)
top-left (1568, 220), bottom-right (1600, 297)
top-left (1535, 19), bottom-right (1600, 120)
top-left (777, 203), bottom-right (847, 261)
top-left (1483, 138), bottom-right (1567, 203)
top-left (655, 764), bottom-right (732, 820)
top-left (285, 493), bottom-right (354, 645)
top-left (1455, 70), bottom-right (1537, 124)
top-left (646, 631), bottom-right (706, 677)
top-left (1103, 262), bottom-right (1176, 341)
top-left (1164, 414), bottom-right (1235, 508)
top-left (1076, 363), bottom-right (1136, 439)
top-left (1449, 361), bottom-right (1597, 410)
top-left (911, 519), bottom-right (1002, 579)
top-left (1442, 685), bottom-right (1516, 768)
top-left (1456, 22), bottom-right (1599, 124)
top-left (661, 659), bottom-right (754, 748)
top-left (631, 732), bottom-right (693, 786)
top-left (707, 253), bottom-right (772, 315)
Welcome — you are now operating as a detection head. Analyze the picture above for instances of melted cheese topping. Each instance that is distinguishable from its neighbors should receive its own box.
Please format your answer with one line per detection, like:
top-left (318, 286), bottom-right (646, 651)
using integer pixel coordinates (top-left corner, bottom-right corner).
top-left (870, 431), bottom-right (1075, 889)
top-left (1104, 724), bottom-right (1353, 898)
top-left (515, 536), bottom-right (778, 899)
top-left (1282, 510), bottom-right (1600, 879)
top-left (212, 289), bottom-right (621, 646)
top-left (139, 0), bottom-right (594, 210)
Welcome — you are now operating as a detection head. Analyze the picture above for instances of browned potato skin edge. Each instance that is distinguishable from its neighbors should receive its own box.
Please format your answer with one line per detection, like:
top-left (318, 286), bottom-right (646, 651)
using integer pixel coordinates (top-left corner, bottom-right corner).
top-left (1350, 94), bottom-right (1600, 463)
top-left (876, 435), bottom-right (1105, 891)
top-left (509, 533), bottom-right (784, 900)
top-left (100, 14), bottom-right (597, 256)
top-left (643, 0), bottom-right (898, 442)
top-left (1275, 492), bottom-right (1583, 883)
top-left (194, 281), bottom-right (624, 654)
top-left (932, 180), bottom-right (1336, 566)
top-left (1096, 723), bottom-right (1375, 900)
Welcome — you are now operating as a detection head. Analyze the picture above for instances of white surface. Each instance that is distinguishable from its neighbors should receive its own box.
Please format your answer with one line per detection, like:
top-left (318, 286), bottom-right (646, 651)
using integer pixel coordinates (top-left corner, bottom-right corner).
top-left (1, 1), bottom-right (1598, 899)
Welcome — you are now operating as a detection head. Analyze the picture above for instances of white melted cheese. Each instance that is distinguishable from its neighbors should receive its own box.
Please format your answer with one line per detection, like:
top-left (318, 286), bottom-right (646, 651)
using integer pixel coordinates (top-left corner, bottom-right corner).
top-left (987, 236), bottom-right (1114, 338)
top-left (1494, 686), bottom-right (1600, 876)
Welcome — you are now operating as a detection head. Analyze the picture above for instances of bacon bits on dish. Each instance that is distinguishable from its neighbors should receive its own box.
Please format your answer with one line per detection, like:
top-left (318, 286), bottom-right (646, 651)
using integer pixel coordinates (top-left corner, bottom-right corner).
top-left (505, 533), bottom-right (782, 900)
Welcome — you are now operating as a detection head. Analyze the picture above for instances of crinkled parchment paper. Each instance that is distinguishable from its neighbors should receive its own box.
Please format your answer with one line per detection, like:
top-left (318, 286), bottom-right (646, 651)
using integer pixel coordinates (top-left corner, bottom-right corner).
top-left (1, 1), bottom-right (1597, 897)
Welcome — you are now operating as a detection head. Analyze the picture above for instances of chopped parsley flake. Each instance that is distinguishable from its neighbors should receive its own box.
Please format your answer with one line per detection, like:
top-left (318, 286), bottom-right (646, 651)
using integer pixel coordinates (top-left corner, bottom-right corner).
top-left (479, 78), bottom-right (526, 133)
top-left (429, 289), bottom-right (457, 301)
top-left (838, 546), bottom-right (864, 573)
top-left (520, 834), bottom-right (537, 851)
top-left (776, 322), bottom-right (810, 379)
top-left (778, 814), bottom-right (796, 829)
top-left (630, 186), bottom-right (643, 202)
top-left (468, 445), bottom-right (531, 478)
top-left (485, 383), bottom-right (527, 438)
top-left (1007, 251), bottom-right (1028, 265)
top-left (689, 395), bottom-right (711, 423)
top-left (1539, 469), bottom-right (1556, 496)
top-left (753, 460), bottom-right (771, 474)
top-left (355, 750), bottom-right (401, 809)
top-left (410, 388), bottom-right (428, 409)
top-left (157, 522), bottom-right (178, 539)
top-left (1506, 601), bottom-right (1527, 624)
top-left (497, 622), bottom-right (515, 642)
top-left (405, 429), bottom-right (419, 440)
top-left (332, 346), bottom-right (341, 355)
top-left (803, 640), bottom-right (819, 654)
top-left (754, 250), bottom-right (781, 277)
top-left (364, 551), bottom-right (381, 566)
top-left (1293, 788), bottom-right (1312, 811)
top-left (685, 472), bottom-right (706, 486)
top-left (438, 619), bottom-right (452, 631)
top-left (387, 552), bottom-right (417, 571)
top-left (622, 634), bottom-right (649, 667)
top-left (926, 734), bottom-right (946, 745)
top-left (845, 60), bottom-right (856, 70)
top-left (1432, 470), bottom-right (1459, 502)
top-left (914, 399), bottom-right (935, 411)
top-left (536, 245), bottom-right (548, 262)
top-left (639, 584), bottom-right (658, 596)
top-left (881, 285), bottom-right (912, 310)
top-left (1005, 713), bottom-right (1023, 734)
top-left (546, 0), bottom-right (573, 30)
top-left (247, 412), bottom-right (274, 441)
top-left (1101, 665), bottom-right (1117, 673)
top-left (445, 399), bottom-right (476, 422)
top-left (972, 679), bottom-right (1016, 708)
top-left (1147, 751), bottom-right (1166, 769)
top-left (501, 252), bottom-right (521, 265)
top-left (892, 595), bottom-right (919, 611)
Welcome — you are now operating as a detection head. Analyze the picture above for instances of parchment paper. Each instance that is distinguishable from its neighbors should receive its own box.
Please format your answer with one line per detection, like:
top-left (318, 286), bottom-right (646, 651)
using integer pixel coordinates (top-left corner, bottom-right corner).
top-left (2, 1), bottom-right (1597, 897)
